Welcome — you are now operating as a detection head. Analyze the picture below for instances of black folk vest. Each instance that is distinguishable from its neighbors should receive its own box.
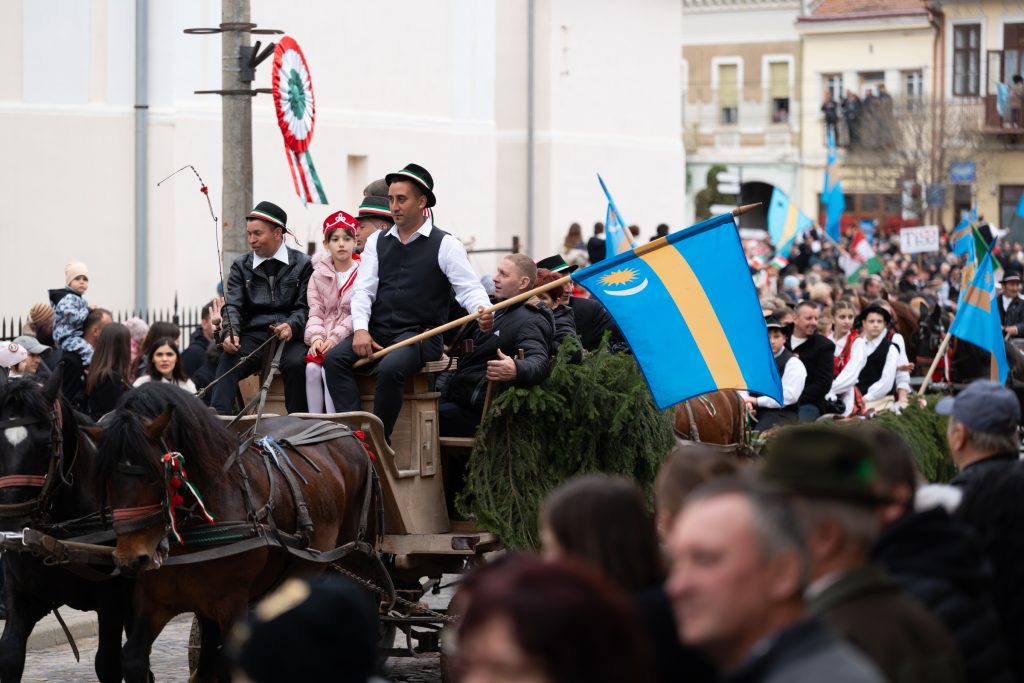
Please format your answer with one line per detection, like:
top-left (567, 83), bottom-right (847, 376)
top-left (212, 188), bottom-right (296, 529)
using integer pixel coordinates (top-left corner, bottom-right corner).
top-left (370, 226), bottom-right (454, 342)
top-left (774, 348), bottom-right (799, 413)
top-left (857, 337), bottom-right (896, 394)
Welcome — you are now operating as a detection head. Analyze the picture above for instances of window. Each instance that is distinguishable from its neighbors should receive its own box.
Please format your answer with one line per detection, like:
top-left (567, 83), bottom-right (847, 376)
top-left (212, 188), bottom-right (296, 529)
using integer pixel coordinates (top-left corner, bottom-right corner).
top-left (904, 70), bottom-right (923, 99)
top-left (824, 74), bottom-right (844, 101)
top-left (953, 24), bottom-right (981, 96)
top-left (1000, 185), bottom-right (1024, 234)
top-left (718, 63), bottom-right (738, 125)
top-left (769, 61), bottom-right (790, 123)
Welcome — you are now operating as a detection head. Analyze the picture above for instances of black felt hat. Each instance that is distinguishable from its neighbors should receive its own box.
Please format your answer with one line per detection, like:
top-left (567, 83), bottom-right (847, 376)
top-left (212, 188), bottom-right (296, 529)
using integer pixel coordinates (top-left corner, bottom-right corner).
top-left (357, 196), bottom-right (392, 222)
top-left (385, 163), bottom-right (436, 208)
top-left (1001, 269), bottom-right (1021, 284)
top-left (230, 577), bottom-right (379, 683)
top-left (764, 316), bottom-right (787, 333)
top-left (246, 201), bottom-right (288, 232)
top-left (536, 254), bottom-right (579, 275)
top-left (854, 302), bottom-right (892, 328)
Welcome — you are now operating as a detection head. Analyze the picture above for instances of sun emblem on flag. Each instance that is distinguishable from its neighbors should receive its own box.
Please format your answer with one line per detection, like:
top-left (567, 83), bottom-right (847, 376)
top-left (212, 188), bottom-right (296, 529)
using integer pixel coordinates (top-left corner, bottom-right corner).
top-left (599, 268), bottom-right (639, 287)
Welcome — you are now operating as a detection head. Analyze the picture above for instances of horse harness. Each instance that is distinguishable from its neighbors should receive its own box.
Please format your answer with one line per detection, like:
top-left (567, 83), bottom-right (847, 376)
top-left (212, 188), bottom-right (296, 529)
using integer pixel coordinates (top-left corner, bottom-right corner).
top-left (0, 400), bottom-right (75, 522)
top-left (678, 391), bottom-right (752, 455)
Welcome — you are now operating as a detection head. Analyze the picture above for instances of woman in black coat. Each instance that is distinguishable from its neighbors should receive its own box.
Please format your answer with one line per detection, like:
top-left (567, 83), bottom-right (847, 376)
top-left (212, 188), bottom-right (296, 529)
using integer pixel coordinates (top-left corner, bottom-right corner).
top-left (85, 323), bottom-right (134, 420)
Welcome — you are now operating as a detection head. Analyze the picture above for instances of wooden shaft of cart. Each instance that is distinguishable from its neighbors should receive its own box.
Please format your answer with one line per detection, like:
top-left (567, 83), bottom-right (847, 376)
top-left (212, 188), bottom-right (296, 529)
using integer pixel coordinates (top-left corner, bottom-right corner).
top-left (353, 203), bottom-right (761, 368)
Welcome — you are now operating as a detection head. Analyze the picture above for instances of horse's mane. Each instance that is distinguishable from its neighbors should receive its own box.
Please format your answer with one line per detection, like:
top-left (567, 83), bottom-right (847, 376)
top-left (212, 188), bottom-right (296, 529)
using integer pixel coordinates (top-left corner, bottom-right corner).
top-left (95, 383), bottom-right (237, 487)
top-left (0, 378), bottom-right (51, 425)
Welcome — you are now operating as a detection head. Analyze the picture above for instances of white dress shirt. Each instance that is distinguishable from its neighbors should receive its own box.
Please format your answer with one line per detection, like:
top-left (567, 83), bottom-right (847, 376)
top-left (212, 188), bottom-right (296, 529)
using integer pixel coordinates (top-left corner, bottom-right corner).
top-left (742, 352), bottom-right (806, 409)
top-left (251, 240), bottom-right (290, 268)
top-left (890, 332), bottom-right (911, 393)
top-left (350, 217), bottom-right (491, 332)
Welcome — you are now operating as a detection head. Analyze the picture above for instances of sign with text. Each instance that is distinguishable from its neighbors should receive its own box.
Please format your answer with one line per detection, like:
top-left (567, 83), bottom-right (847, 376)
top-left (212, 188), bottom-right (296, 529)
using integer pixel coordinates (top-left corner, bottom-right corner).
top-left (900, 225), bottom-right (940, 254)
top-left (949, 161), bottom-right (977, 183)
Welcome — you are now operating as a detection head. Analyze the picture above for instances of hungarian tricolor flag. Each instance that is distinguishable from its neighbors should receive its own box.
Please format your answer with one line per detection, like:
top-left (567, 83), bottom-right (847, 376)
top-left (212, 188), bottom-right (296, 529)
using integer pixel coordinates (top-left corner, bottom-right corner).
top-left (840, 230), bottom-right (883, 284)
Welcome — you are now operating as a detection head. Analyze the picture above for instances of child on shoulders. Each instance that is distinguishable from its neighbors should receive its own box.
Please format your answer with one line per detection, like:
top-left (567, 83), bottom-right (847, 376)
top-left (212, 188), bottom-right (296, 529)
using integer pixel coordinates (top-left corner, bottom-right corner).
top-left (49, 262), bottom-right (95, 366)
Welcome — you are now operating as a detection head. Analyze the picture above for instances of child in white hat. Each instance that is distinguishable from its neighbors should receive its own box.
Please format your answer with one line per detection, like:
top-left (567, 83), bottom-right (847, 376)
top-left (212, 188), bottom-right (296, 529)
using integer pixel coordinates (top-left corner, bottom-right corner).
top-left (50, 262), bottom-right (95, 366)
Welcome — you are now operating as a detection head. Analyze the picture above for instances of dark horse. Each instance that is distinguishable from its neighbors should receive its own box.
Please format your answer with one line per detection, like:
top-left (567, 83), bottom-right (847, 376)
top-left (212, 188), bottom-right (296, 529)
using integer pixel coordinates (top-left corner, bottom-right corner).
top-left (91, 382), bottom-right (380, 683)
top-left (0, 374), bottom-right (133, 683)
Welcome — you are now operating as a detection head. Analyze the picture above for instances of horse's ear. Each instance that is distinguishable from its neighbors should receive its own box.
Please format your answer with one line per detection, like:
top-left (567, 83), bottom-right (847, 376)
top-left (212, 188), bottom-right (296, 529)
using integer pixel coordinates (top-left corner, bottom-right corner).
top-left (929, 304), bottom-right (942, 322)
top-left (83, 426), bottom-right (104, 442)
top-left (917, 303), bottom-right (928, 320)
top-left (42, 364), bottom-right (63, 404)
top-left (143, 406), bottom-right (174, 442)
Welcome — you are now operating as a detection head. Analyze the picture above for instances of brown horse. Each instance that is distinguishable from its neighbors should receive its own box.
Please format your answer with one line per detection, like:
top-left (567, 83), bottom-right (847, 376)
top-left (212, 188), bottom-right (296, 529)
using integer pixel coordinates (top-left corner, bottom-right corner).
top-left (91, 382), bottom-right (380, 683)
top-left (673, 390), bottom-right (750, 454)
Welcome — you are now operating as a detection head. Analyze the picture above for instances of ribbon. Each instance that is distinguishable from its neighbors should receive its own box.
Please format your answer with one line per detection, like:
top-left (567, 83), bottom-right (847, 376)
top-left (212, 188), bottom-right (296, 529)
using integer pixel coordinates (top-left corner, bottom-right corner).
top-left (161, 452), bottom-right (215, 545)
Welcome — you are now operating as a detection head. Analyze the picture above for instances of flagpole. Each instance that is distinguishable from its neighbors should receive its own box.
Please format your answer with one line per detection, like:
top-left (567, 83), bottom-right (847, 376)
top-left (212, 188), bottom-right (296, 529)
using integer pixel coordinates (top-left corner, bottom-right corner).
top-left (917, 331), bottom-right (952, 397)
top-left (354, 203), bottom-right (762, 368)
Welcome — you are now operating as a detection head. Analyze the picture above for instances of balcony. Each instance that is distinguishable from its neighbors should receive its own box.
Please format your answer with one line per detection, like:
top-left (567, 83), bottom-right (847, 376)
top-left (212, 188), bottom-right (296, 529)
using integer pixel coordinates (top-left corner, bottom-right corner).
top-left (682, 85), bottom-right (799, 154)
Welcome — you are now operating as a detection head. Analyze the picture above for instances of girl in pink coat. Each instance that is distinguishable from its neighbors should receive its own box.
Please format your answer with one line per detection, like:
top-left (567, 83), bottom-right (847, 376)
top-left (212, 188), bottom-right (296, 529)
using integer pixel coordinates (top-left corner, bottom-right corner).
top-left (304, 211), bottom-right (360, 412)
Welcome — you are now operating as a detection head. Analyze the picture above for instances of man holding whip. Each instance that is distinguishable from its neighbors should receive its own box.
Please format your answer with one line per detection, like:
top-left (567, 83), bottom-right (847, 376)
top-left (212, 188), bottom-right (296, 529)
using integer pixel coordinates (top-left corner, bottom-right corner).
top-left (323, 163), bottom-right (493, 441)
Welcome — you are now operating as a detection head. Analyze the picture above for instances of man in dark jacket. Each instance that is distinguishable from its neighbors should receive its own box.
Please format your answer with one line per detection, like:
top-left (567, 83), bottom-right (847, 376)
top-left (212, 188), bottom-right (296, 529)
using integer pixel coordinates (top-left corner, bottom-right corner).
top-left (786, 301), bottom-right (835, 420)
top-left (997, 271), bottom-right (1024, 337)
top-left (181, 299), bottom-right (216, 378)
top-left (762, 427), bottom-right (965, 683)
top-left (439, 254), bottom-right (554, 437)
top-left (867, 423), bottom-right (1013, 683)
top-left (210, 201), bottom-right (313, 415)
top-left (586, 222), bottom-right (605, 264)
top-left (938, 381), bottom-right (1024, 678)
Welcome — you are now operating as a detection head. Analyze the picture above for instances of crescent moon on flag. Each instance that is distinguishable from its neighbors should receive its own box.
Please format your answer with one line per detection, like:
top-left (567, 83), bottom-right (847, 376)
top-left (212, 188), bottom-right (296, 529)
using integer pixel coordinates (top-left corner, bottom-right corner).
top-left (604, 279), bottom-right (649, 296)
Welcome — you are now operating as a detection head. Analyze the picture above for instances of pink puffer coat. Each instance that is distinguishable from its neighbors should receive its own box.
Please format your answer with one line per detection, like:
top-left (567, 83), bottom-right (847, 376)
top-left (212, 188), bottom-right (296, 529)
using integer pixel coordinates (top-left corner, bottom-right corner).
top-left (304, 252), bottom-right (358, 345)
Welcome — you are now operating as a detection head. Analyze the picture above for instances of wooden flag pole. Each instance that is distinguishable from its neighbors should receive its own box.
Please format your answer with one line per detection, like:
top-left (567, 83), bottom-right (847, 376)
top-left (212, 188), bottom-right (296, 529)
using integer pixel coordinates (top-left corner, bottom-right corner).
top-left (917, 331), bottom-right (952, 397)
top-left (352, 203), bottom-right (762, 368)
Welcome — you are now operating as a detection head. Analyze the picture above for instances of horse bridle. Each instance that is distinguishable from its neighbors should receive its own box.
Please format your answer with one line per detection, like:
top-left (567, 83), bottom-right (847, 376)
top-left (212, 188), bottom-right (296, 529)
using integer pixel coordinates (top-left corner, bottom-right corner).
top-left (0, 401), bottom-right (69, 520)
top-left (108, 442), bottom-right (173, 536)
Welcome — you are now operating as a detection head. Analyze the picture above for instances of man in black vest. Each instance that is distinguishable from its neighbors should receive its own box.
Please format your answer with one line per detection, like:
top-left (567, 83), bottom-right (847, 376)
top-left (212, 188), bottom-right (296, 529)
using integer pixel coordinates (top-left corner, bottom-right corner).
top-left (786, 300), bottom-right (835, 421)
top-left (998, 270), bottom-right (1024, 337)
top-left (211, 201), bottom-right (313, 415)
top-left (439, 254), bottom-right (554, 436)
top-left (743, 317), bottom-right (806, 430)
top-left (323, 163), bottom-right (492, 439)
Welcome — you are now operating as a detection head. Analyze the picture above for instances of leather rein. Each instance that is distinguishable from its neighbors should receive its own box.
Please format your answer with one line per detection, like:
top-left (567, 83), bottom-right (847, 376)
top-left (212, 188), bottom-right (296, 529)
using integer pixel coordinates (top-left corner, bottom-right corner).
top-left (0, 401), bottom-right (72, 520)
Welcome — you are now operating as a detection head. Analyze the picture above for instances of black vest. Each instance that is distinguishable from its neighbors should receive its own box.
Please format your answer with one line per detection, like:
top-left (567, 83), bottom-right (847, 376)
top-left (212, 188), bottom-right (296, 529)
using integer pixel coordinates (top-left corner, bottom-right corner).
top-left (774, 348), bottom-right (799, 413)
top-left (857, 338), bottom-right (896, 394)
top-left (370, 226), bottom-right (453, 342)
top-left (757, 348), bottom-right (798, 428)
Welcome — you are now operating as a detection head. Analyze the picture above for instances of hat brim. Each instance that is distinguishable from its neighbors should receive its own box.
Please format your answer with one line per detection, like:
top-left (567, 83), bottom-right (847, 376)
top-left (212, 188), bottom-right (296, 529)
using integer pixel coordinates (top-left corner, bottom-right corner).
top-left (934, 396), bottom-right (956, 416)
top-left (385, 172), bottom-right (436, 208)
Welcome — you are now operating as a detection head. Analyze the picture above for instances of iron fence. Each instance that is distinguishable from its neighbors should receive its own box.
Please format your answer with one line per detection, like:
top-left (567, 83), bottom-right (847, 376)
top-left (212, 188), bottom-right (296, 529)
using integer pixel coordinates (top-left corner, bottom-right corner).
top-left (1, 304), bottom-right (206, 350)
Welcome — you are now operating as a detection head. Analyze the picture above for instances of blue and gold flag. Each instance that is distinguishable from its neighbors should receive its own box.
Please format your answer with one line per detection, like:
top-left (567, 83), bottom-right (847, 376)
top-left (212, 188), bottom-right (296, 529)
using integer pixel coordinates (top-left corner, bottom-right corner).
top-left (950, 249), bottom-right (1008, 383)
top-left (598, 174), bottom-right (635, 258)
top-left (572, 213), bottom-right (783, 410)
top-left (767, 188), bottom-right (813, 258)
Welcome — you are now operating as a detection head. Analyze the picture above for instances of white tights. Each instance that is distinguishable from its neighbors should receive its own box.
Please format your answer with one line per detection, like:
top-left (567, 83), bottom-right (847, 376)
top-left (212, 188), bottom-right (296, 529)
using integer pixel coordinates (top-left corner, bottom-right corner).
top-left (304, 362), bottom-right (336, 414)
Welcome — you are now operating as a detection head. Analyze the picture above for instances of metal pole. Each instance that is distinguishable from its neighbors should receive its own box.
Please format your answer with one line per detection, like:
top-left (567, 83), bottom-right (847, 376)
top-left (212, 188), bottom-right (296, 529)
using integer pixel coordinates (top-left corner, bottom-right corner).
top-left (526, 0), bottom-right (536, 256)
top-left (221, 0), bottom-right (253, 276)
top-left (134, 0), bottom-right (149, 311)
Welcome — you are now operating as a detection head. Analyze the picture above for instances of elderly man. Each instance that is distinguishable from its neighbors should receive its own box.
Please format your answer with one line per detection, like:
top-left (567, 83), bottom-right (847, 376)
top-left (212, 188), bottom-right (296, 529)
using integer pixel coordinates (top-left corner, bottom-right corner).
top-left (937, 379), bottom-right (1021, 489)
top-left (438, 253), bottom-right (554, 437)
top-left (667, 477), bottom-right (884, 683)
top-left (998, 271), bottom-right (1024, 338)
top-left (323, 163), bottom-right (493, 441)
top-left (761, 427), bottom-right (964, 683)
top-left (786, 301), bottom-right (835, 420)
top-left (211, 201), bottom-right (313, 415)
top-left (939, 380), bottom-right (1024, 678)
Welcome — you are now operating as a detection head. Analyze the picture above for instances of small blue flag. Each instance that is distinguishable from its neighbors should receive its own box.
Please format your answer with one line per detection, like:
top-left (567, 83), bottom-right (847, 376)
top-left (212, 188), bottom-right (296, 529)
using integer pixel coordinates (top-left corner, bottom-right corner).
top-left (1016, 193), bottom-right (1024, 219)
top-left (824, 129), bottom-right (846, 242)
top-left (950, 249), bottom-right (1008, 383)
top-left (951, 209), bottom-right (977, 257)
top-left (767, 188), bottom-right (813, 258)
top-left (573, 213), bottom-right (783, 410)
top-left (597, 174), bottom-right (635, 259)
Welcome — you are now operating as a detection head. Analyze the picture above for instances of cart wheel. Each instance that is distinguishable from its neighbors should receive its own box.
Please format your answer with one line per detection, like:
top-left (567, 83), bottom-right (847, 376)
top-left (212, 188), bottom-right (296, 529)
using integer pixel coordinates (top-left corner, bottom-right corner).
top-left (187, 615), bottom-right (202, 675)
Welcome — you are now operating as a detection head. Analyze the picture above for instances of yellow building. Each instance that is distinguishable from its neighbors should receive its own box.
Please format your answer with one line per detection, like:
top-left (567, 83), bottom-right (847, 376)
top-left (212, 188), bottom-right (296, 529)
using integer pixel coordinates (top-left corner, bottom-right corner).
top-left (938, 0), bottom-right (1024, 238)
top-left (796, 0), bottom-right (936, 235)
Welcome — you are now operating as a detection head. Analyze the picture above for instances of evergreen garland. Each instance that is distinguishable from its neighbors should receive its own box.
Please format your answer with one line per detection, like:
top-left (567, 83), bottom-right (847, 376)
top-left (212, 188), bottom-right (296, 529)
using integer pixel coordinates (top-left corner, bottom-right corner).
top-left (873, 396), bottom-right (957, 483)
top-left (457, 339), bottom-right (674, 550)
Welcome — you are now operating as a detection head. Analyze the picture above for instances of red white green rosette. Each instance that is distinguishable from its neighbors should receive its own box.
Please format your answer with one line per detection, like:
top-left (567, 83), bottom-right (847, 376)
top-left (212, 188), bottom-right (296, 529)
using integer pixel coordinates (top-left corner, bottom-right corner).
top-left (272, 36), bottom-right (328, 205)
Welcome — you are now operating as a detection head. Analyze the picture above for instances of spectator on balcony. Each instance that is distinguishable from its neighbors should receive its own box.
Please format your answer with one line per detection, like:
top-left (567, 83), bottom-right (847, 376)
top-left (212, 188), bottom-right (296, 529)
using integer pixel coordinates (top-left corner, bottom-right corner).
top-left (842, 90), bottom-right (862, 147)
top-left (1010, 75), bottom-right (1024, 128)
top-left (822, 91), bottom-right (839, 141)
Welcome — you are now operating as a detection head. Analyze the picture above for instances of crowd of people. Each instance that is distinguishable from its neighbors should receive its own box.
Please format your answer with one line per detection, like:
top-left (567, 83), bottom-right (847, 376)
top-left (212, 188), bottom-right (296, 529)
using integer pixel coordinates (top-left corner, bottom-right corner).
top-left (226, 392), bottom-right (1023, 682)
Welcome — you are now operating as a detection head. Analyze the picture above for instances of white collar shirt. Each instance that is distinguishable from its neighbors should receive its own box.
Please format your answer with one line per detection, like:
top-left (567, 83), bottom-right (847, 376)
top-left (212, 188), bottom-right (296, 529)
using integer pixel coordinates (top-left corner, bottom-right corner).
top-left (252, 240), bottom-right (290, 269)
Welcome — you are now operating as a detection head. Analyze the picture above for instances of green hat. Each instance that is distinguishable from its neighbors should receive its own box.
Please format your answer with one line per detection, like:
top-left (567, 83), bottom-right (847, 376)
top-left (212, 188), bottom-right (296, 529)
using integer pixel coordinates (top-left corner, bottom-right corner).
top-left (761, 426), bottom-right (885, 505)
top-left (357, 196), bottom-right (392, 222)
top-left (385, 163), bottom-right (436, 208)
